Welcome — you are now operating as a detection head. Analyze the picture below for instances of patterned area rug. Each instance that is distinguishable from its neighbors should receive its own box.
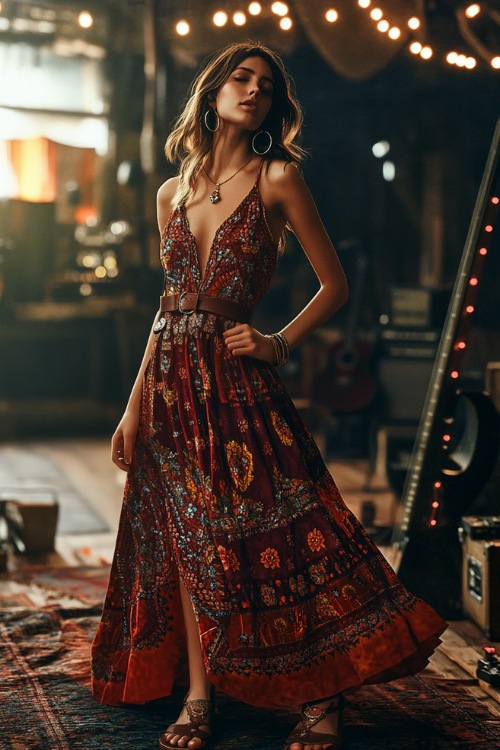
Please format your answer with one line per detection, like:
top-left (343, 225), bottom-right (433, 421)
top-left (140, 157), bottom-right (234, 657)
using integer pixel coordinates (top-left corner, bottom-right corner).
top-left (0, 565), bottom-right (111, 609)
top-left (0, 569), bottom-right (499, 750)
top-left (0, 444), bottom-right (109, 534)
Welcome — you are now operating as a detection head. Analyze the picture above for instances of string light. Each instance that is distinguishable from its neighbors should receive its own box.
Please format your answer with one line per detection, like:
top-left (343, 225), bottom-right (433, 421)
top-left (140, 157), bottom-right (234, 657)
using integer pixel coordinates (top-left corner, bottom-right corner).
top-left (248, 2), bottom-right (262, 14)
top-left (451, 370), bottom-right (460, 379)
top-left (382, 161), bottom-right (395, 181)
top-left (372, 140), bottom-right (390, 157)
top-left (271, 2), bottom-right (288, 16)
top-left (447, 52), bottom-right (477, 69)
top-left (357, 1), bottom-right (498, 71)
top-left (175, 20), bottom-right (190, 35)
top-left (430, 481), bottom-right (442, 527)
top-left (325, 9), bottom-right (339, 23)
top-left (465, 3), bottom-right (481, 18)
top-left (171, 4), bottom-right (499, 72)
top-left (213, 11), bottom-right (228, 27)
top-left (479, 247), bottom-right (488, 255)
top-left (470, 277), bottom-right (479, 285)
top-left (466, 305), bottom-right (475, 313)
top-left (233, 11), bottom-right (246, 25)
top-left (492, 197), bottom-right (500, 204)
top-left (78, 11), bottom-right (93, 28)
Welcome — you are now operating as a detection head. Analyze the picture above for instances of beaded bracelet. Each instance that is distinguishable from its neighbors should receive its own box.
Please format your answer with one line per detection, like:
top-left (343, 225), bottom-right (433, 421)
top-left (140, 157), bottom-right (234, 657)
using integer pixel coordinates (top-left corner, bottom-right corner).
top-left (264, 332), bottom-right (290, 366)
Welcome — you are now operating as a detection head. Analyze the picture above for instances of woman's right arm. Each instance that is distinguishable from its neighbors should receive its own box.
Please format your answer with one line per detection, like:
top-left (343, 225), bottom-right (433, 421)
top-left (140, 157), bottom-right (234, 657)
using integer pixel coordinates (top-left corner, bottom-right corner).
top-left (111, 177), bottom-right (179, 472)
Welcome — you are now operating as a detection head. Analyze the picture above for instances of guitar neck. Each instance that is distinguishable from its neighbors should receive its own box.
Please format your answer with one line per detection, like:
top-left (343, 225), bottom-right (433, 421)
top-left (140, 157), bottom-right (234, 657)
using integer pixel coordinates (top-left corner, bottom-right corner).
top-left (393, 117), bottom-right (500, 549)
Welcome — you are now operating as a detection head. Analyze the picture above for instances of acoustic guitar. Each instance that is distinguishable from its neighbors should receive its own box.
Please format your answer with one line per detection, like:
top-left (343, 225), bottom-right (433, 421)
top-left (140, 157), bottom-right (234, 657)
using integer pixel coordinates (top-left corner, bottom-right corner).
top-left (389, 118), bottom-right (500, 619)
top-left (313, 251), bottom-right (377, 413)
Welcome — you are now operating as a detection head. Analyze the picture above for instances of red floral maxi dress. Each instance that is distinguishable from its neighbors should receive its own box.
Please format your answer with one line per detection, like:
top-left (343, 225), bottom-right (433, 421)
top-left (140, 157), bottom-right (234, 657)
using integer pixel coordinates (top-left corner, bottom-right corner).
top-left (91, 168), bottom-right (447, 708)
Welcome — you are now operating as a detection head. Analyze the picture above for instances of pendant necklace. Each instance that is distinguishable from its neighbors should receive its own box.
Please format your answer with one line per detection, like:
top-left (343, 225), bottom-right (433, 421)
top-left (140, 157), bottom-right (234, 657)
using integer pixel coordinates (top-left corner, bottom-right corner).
top-left (203, 157), bottom-right (253, 204)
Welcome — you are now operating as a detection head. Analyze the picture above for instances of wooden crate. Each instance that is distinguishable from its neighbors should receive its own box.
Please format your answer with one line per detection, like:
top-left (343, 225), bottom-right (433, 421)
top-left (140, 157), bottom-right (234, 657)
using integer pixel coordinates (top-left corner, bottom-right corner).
top-left (462, 537), bottom-right (500, 640)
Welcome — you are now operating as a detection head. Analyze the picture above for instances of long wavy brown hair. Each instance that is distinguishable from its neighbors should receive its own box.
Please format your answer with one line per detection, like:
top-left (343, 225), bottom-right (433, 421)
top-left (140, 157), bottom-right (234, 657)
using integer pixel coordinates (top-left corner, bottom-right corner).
top-left (165, 42), bottom-right (306, 216)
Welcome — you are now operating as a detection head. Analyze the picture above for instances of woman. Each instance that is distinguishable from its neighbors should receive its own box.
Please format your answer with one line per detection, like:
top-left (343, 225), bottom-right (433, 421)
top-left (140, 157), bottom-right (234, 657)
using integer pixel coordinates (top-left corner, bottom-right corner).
top-left (91, 42), bottom-right (447, 750)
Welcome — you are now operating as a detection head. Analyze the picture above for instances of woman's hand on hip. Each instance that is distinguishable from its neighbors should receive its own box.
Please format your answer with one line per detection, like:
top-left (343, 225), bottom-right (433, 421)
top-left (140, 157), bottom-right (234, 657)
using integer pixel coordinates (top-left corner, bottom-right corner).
top-left (223, 323), bottom-right (275, 364)
top-left (111, 409), bottom-right (140, 472)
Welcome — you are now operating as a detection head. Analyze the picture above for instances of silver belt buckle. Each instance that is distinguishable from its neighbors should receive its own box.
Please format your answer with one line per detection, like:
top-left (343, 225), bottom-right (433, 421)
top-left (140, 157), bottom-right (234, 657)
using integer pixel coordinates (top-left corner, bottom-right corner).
top-left (178, 291), bottom-right (195, 315)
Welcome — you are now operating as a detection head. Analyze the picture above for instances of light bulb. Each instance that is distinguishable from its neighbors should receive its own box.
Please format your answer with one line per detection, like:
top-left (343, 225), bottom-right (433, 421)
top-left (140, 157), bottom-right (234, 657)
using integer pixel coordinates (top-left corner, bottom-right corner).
top-left (175, 20), bottom-right (190, 35)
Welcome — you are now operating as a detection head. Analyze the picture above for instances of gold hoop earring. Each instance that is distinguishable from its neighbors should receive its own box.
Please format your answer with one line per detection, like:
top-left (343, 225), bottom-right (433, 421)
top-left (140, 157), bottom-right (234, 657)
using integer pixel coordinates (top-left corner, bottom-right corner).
top-left (204, 109), bottom-right (220, 132)
top-left (252, 130), bottom-right (272, 155)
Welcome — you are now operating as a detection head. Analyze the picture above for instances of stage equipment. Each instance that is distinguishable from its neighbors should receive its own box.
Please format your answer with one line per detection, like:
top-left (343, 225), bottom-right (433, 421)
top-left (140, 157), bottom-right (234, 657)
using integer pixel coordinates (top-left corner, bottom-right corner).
top-left (313, 252), bottom-right (376, 413)
top-left (388, 118), bottom-right (500, 619)
top-left (460, 516), bottom-right (500, 640)
top-left (476, 647), bottom-right (500, 687)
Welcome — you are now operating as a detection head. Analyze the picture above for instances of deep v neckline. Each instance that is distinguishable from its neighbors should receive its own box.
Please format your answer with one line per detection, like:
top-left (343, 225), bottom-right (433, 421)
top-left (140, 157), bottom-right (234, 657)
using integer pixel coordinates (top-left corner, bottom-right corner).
top-left (182, 167), bottom-right (263, 285)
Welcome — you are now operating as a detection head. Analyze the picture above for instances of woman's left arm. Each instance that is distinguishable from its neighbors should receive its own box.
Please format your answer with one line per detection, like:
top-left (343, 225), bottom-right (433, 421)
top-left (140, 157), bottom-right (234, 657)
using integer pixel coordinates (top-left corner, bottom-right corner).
top-left (223, 161), bottom-right (348, 362)
top-left (271, 162), bottom-right (349, 350)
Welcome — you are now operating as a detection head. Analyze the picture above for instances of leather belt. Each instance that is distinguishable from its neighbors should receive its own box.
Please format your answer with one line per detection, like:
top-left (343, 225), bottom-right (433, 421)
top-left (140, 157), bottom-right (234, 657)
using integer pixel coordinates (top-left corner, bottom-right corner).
top-left (158, 292), bottom-right (252, 323)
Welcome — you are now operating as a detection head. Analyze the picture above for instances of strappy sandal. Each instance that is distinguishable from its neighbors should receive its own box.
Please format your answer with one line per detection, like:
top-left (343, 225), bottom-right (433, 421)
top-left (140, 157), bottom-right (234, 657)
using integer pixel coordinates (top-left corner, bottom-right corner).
top-left (159, 688), bottom-right (215, 749)
top-left (283, 694), bottom-right (344, 750)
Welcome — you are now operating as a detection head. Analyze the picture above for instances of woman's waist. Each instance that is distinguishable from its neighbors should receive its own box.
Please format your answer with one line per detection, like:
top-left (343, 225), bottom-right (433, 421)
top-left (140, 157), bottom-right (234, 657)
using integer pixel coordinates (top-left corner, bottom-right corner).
top-left (154, 292), bottom-right (253, 332)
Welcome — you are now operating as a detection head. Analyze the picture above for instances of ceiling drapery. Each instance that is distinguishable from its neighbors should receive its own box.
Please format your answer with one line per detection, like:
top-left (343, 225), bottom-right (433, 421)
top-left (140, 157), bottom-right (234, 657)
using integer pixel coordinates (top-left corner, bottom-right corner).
top-left (294, 0), bottom-right (419, 80)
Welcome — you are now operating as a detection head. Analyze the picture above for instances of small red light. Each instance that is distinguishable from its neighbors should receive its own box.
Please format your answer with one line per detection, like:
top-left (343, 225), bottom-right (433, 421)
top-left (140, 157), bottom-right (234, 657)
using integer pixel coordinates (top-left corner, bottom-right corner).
top-left (485, 225), bottom-right (493, 232)
top-left (434, 481), bottom-right (442, 488)
top-left (430, 519), bottom-right (437, 526)
top-left (470, 278), bottom-right (478, 286)
top-left (432, 501), bottom-right (439, 508)
top-left (456, 341), bottom-right (466, 350)
top-left (466, 305), bottom-right (474, 313)
top-left (479, 247), bottom-right (488, 256)
top-left (443, 434), bottom-right (451, 442)
top-left (451, 370), bottom-right (459, 379)
top-left (492, 196), bottom-right (499, 204)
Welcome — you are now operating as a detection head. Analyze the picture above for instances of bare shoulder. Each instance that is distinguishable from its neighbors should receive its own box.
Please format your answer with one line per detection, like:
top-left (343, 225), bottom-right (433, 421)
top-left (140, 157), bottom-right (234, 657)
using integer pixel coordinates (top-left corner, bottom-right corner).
top-left (157, 176), bottom-right (180, 231)
top-left (261, 160), bottom-right (305, 203)
top-left (157, 176), bottom-right (180, 209)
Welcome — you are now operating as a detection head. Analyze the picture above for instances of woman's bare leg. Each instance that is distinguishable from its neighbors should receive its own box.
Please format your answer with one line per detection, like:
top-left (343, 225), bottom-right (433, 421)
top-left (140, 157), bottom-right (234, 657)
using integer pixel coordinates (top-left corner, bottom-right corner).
top-left (162, 576), bottom-right (212, 749)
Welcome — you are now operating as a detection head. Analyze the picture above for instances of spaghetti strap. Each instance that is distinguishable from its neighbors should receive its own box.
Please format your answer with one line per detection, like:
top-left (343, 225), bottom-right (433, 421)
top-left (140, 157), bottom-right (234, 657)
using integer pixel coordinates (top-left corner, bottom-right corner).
top-left (255, 158), bottom-right (265, 185)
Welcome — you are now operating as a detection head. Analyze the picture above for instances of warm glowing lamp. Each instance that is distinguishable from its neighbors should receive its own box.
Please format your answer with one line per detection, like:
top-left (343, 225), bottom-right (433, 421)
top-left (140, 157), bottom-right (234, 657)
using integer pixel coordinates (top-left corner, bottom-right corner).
top-left (325, 9), bottom-right (338, 22)
top-left (175, 20), bottom-right (190, 35)
top-left (78, 11), bottom-right (93, 28)
top-left (233, 11), bottom-right (246, 25)
top-left (213, 11), bottom-right (228, 26)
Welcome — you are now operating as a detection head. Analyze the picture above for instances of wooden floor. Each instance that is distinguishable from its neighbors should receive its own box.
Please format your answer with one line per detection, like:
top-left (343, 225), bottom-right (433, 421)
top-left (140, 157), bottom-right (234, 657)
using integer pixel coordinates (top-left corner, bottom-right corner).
top-left (1, 436), bottom-right (499, 716)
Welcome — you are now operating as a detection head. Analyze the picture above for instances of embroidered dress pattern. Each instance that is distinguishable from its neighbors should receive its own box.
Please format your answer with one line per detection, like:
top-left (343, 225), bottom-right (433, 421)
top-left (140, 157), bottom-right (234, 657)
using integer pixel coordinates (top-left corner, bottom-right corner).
top-left (91, 168), bottom-right (447, 708)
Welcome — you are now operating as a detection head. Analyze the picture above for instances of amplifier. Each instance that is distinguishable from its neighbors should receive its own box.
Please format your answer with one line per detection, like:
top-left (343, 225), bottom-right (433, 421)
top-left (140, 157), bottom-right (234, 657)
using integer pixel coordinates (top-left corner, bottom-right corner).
top-left (460, 516), bottom-right (500, 639)
top-left (390, 286), bottom-right (451, 329)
